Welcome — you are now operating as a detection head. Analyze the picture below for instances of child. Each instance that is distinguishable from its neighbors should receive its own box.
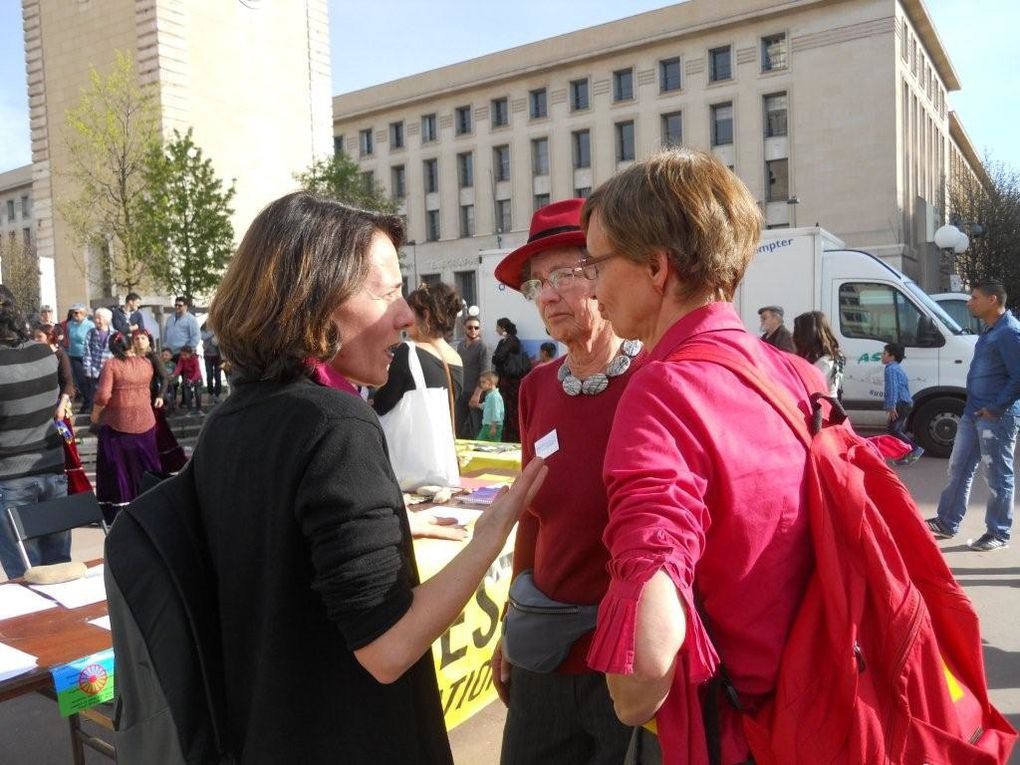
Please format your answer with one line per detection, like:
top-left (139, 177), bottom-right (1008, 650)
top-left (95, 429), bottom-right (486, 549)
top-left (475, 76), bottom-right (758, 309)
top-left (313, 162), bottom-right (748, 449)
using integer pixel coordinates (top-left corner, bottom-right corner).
top-left (477, 371), bottom-right (504, 442)
top-left (160, 347), bottom-right (178, 413)
top-left (172, 345), bottom-right (203, 415)
top-left (882, 343), bottom-right (923, 464)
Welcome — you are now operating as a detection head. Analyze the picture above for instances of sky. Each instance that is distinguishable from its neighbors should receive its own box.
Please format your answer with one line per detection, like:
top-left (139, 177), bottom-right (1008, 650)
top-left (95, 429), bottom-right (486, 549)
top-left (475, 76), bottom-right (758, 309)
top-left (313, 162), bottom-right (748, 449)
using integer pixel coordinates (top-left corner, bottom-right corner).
top-left (1, 0), bottom-right (1018, 174)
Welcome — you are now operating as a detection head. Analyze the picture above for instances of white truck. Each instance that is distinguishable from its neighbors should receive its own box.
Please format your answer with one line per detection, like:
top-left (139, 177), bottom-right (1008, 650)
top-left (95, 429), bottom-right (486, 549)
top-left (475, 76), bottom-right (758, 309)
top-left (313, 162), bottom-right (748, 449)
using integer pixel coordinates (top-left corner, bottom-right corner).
top-left (735, 227), bottom-right (974, 456)
top-left (477, 249), bottom-right (555, 358)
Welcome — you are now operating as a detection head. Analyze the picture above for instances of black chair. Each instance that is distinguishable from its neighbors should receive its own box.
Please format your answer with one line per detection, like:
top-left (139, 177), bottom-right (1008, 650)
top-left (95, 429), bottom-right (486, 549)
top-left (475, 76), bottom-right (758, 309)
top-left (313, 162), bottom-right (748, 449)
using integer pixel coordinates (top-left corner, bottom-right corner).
top-left (4, 491), bottom-right (108, 574)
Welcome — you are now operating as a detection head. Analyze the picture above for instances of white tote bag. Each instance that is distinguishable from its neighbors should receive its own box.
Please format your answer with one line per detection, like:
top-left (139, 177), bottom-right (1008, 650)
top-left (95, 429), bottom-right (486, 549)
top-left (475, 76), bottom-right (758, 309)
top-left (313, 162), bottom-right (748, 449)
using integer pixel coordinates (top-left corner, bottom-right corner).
top-left (378, 341), bottom-right (461, 490)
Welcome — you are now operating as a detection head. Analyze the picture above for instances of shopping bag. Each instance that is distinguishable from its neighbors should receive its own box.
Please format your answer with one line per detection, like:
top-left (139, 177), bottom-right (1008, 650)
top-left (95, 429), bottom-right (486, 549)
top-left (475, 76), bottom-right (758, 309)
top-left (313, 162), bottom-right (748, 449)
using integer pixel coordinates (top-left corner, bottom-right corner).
top-left (378, 341), bottom-right (460, 490)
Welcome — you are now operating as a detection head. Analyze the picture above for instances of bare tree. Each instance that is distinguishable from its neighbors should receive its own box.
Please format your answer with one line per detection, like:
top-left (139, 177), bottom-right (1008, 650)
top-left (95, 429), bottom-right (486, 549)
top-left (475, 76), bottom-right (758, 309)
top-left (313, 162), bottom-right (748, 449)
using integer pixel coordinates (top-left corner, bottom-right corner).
top-left (0, 235), bottom-right (40, 315)
top-left (59, 50), bottom-right (161, 294)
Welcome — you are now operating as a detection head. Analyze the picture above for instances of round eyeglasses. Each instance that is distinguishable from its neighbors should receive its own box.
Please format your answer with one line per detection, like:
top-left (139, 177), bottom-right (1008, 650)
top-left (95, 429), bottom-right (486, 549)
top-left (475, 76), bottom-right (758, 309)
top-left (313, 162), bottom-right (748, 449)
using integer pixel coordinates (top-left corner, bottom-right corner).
top-left (520, 266), bottom-right (591, 302)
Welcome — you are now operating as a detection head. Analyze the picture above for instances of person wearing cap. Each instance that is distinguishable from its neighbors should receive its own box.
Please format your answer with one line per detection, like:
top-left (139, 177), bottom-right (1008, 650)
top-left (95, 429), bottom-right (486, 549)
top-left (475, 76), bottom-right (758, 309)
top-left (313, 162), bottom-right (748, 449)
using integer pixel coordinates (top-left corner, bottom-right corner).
top-left (758, 304), bottom-right (795, 352)
top-left (65, 303), bottom-right (95, 411)
top-left (490, 199), bottom-right (640, 764)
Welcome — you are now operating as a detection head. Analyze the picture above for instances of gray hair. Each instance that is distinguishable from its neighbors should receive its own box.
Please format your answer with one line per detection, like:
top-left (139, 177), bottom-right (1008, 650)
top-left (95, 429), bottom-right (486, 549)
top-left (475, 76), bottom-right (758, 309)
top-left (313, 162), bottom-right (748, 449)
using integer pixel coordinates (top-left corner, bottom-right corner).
top-left (94, 307), bottom-right (113, 322)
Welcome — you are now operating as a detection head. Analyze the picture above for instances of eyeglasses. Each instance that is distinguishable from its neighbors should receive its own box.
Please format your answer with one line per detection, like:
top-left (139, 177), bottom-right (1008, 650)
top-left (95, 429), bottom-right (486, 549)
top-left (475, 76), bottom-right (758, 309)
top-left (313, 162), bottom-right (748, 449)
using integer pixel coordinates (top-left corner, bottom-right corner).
top-left (520, 266), bottom-right (592, 302)
top-left (578, 252), bottom-right (622, 280)
top-left (465, 325), bottom-right (480, 331)
top-left (174, 303), bottom-right (185, 307)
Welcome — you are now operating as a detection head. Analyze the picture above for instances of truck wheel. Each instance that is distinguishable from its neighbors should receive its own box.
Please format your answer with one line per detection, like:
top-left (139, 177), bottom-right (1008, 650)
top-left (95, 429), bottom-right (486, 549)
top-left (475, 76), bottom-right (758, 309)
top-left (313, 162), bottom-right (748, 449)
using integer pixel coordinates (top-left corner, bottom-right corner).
top-left (911, 397), bottom-right (963, 458)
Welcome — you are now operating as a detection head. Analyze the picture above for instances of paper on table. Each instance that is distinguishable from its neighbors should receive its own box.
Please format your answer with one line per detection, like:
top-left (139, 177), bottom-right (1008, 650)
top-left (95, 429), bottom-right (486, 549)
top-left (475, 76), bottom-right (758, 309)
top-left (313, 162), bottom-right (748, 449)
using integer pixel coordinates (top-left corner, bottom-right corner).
top-left (28, 564), bottom-right (106, 609)
top-left (0, 641), bottom-right (38, 682)
top-left (0, 583), bottom-right (58, 620)
top-left (88, 615), bottom-right (111, 631)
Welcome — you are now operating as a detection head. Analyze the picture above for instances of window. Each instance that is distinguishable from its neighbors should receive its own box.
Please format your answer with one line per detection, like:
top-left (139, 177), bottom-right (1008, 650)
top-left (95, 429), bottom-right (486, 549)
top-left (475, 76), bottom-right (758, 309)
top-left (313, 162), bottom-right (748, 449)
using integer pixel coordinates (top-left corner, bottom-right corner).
top-left (5, 200), bottom-right (13, 222)
top-left (765, 159), bottom-right (789, 202)
top-left (455, 270), bottom-right (477, 308)
top-left (575, 186), bottom-right (592, 199)
top-left (426, 209), bottom-right (441, 241)
top-left (491, 97), bottom-right (509, 127)
top-left (572, 129), bottom-right (591, 168)
top-left (22, 228), bottom-right (31, 248)
top-left (457, 152), bottom-right (474, 188)
top-left (534, 193), bottom-right (550, 212)
top-left (420, 273), bottom-right (441, 287)
top-left (391, 165), bottom-right (406, 199)
top-left (390, 121), bottom-right (404, 149)
top-left (360, 171), bottom-right (374, 193)
top-left (494, 145), bottom-right (511, 182)
top-left (662, 111), bottom-right (683, 146)
top-left (455, 106), bottom-right (472, 135)
top-left (20, 195), bottom-right (30, 218)
top-left (660, 57), bottom-right (682, 92)
top-left (900, 19), bottom-right (908, 62)
top-left (615, 121), bottom-right (635, 162)
top-left (530, 88), bottom-right (547, 119)
top-left (460, 205), bottom-right (475, 238)
top-left (421, 113), bottom-right (438, 142)
top-left (761, 34), bottom-right (788, 71)
top-left (764, 93), bottom-right (788, 137)
top-left (613, 68), bottom-right (634, 101)
top-left (570, 78), bottom-right (589, 111)
top-left (359, 128), bottom-right (373, 157)
top-left (532, 138), bottom-right (549, 176)
top-left (709, 46), bottom-right (732, 82)
top-left (711, 103), bottom-right (733, 146)
top-left (333, 135), bottom-right (345, 155)
top-left (423, 158), bottom-right (439, 194)
top-left (838, 282), bottom-right (942, 348)
top-left (495, 199), bottom-right (512, 232)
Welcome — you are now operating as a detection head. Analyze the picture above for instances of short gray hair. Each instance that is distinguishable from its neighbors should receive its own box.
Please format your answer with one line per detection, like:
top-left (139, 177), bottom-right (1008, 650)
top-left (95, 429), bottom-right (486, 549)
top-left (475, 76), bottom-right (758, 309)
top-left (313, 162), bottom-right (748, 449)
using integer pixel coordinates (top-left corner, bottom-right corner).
top-left (94, 307), bottom-right (113, 322)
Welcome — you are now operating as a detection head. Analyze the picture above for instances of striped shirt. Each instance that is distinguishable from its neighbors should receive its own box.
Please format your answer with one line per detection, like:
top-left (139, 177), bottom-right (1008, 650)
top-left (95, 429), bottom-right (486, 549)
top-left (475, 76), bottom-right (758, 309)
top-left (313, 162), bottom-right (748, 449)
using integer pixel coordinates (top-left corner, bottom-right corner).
top-left (0, 341), bottom-right (64, 480)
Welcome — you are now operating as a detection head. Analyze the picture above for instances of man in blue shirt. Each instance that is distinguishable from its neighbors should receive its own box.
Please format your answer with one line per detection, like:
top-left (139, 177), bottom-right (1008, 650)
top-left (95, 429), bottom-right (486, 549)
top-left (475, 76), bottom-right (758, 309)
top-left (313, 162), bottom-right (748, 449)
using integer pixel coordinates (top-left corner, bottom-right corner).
top-left (163, 295), bottom-right (200, 358)
top-left (928, 282), bottom-right (1020, 551)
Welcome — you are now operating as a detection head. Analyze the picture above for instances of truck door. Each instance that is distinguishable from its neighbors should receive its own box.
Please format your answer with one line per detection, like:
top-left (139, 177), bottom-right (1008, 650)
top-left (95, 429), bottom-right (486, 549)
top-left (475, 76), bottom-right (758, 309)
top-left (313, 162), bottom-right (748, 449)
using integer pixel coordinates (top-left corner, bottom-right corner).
top-left (834, 281), bottom-right (943, 410)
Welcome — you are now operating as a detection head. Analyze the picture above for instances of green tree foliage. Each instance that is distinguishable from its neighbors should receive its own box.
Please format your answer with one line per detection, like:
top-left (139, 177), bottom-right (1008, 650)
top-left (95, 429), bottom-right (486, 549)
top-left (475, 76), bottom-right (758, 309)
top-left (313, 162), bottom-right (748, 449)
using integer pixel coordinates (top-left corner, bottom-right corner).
top-left (60, 50), bottom-right (160, 293)
top-left (138, 128), bottom-right (236, 301)
top-left (949, 158), bottom-right (1020, 308)
top-left (294, 150), bottom-right (399, 213)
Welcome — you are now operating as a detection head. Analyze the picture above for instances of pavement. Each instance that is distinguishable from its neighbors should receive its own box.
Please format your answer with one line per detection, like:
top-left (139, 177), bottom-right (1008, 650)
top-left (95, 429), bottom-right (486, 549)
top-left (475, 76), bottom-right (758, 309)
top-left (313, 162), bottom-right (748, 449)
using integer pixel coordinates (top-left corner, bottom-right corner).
top-left (1, 449), bottom-right (1017, 763)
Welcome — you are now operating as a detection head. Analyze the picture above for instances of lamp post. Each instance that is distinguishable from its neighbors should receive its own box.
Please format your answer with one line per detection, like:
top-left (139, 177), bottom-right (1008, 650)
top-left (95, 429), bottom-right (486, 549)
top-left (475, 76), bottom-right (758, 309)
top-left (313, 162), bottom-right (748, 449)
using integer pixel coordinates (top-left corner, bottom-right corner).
top-left (933, 223), bottom-right (975, 292)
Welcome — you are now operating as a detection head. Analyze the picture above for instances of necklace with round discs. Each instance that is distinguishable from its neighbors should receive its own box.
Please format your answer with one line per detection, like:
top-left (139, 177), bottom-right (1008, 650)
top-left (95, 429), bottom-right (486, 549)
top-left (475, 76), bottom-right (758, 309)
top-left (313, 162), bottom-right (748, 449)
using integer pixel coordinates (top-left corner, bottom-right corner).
top-left (557, 339), bottom-right (643, 396)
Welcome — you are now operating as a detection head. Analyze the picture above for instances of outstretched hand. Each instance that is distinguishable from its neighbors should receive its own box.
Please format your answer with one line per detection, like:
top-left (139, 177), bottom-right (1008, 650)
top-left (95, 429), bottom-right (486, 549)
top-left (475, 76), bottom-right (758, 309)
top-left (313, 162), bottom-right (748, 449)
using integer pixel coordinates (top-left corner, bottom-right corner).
top-left (472, 458), bottom-right (547, 547)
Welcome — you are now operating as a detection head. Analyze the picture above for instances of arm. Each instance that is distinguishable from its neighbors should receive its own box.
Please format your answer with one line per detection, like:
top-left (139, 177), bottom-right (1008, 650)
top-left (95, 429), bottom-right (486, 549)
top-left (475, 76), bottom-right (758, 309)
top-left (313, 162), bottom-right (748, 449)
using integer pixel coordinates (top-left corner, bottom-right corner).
top-left (883, 364), bottom-right (896, 411)
top-left (189, 316), bottom-right (201, 350)
top-left (988, 329), bottom-right (1020, 415)
top-left (91, 362), bottom-right (115, 424)
top-left (55, 350), bottom-right (74, 417)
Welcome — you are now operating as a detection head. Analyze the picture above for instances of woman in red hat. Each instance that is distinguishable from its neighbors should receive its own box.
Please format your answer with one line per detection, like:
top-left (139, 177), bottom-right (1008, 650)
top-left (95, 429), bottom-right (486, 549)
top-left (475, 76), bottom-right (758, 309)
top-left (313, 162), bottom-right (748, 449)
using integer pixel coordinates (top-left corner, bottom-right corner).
top-left (491, 199), bottom-right (643, 764)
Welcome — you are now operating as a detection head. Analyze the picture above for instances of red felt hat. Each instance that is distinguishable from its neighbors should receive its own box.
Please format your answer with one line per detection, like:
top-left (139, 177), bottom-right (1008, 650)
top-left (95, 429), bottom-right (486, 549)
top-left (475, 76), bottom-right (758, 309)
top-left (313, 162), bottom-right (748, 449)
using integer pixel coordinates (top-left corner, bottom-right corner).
top-left (494, 198), bottom-right (587, 291)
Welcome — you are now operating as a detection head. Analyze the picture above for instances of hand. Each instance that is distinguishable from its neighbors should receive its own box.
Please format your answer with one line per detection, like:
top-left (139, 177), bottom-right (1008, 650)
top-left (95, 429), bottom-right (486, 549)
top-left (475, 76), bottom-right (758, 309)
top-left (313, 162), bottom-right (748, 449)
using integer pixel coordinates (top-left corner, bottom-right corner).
top-left (54, 406), bottom-right (65, 421)
top-left (154, 397), bottom-right (164, 409)
top-left (489, 424), bottom-right (498, 437)
top-left (408, 512), bottom-right (468, 541)
top-left (469, 393), bottom-right (482, 408)
top-left (887, 409), bottom-right (898, 422)
top-left (472, 458), bottom-right (547, 550)
top-left (89, 410), bottom-right (101, 425)
top-left (976, 407), bottom-right (999, 421)
top-left (491, 638), bottom-right (512, 706)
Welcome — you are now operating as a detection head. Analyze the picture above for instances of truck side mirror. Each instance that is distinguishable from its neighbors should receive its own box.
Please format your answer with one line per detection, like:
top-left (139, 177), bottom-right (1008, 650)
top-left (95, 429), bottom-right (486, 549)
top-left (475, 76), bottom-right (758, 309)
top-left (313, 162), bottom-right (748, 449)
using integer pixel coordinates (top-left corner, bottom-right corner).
top-left (916, 316), bottom-right (945, 348)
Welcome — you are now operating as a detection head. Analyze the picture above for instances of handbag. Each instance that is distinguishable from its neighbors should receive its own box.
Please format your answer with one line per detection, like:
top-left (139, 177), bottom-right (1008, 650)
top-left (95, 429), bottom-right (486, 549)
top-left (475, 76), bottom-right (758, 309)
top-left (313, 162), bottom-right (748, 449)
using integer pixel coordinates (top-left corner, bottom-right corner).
top-left (502, 570), bottom-right (599, 673)
top-left (378, 341), bottom-right (461, 491)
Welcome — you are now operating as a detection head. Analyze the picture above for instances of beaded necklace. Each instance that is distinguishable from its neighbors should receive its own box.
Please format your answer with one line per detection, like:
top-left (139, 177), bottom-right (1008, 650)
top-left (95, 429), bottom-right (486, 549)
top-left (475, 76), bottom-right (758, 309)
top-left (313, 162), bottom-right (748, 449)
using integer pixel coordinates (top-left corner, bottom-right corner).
top-left (557, 339), bottom-right (642, 396)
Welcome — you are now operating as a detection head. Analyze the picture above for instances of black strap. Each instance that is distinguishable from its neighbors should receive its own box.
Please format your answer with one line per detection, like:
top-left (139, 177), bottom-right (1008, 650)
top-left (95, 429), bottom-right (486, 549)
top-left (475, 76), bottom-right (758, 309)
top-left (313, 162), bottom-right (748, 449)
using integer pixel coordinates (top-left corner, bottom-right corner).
top-left (527, 224), bottom-right (581, 242)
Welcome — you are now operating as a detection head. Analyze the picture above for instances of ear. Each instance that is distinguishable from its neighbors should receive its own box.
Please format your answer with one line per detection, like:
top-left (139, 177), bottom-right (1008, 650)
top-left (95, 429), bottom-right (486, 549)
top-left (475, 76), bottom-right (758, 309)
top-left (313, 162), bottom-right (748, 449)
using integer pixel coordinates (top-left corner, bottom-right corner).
top-left (647, 249), bottom-right (671, 294)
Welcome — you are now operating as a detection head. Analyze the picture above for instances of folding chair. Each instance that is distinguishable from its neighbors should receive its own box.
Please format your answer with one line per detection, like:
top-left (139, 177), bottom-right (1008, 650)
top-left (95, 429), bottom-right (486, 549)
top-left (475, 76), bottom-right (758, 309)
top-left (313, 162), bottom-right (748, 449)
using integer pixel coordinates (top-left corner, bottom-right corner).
top-left (4, 491), bottom-right (115, 762)
top-left (4, 490), bottom-right (108, 574)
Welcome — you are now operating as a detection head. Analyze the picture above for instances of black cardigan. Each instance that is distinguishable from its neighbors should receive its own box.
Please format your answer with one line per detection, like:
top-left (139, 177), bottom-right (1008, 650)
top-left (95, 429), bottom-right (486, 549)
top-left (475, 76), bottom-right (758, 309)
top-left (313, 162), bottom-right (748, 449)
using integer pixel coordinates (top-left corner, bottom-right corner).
top-left (191, 378), bottom-right (452, 763)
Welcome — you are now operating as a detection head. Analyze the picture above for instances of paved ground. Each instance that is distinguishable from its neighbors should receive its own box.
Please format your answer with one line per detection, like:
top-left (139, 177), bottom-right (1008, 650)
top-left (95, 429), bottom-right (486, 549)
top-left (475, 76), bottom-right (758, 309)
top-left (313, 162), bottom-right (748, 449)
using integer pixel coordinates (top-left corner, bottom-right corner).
top-left (1, 451), bottom-right (1017, 763)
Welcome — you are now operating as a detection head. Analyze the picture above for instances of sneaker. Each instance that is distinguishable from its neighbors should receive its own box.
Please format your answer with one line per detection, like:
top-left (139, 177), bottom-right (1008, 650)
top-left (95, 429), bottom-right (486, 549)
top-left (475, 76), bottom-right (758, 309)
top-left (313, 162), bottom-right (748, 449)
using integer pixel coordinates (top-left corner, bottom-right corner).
top-left (925, 517), bottom-right (956, 540)
top-left (895, 446), bottom-right (925, 466)
top-left (969, 533), bottom-right (1009, 552)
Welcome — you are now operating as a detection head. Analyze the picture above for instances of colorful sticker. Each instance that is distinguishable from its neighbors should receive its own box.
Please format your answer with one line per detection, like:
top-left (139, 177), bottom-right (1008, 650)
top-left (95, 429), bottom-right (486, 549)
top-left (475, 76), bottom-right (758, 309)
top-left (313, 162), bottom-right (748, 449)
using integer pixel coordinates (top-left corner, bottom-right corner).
top-left (51, 648), bottom-right (115, 716)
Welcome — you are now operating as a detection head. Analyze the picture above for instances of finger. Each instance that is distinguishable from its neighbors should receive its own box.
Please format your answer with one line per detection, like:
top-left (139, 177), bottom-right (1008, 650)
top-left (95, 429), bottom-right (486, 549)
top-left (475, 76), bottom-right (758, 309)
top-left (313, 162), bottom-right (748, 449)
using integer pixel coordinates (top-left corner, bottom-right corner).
top-left (517, 464), bottom-right (548, 508)
top-left (510, 457), bottom-right (546, 497)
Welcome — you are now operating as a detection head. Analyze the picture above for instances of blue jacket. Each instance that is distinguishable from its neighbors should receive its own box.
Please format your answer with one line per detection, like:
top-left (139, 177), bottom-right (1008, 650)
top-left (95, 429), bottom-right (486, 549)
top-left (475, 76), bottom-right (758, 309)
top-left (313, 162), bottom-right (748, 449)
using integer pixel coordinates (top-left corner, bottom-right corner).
top-left (883, 361), bottom-right (912, 410)
top-left (66, 318), bottom-right (94, 358)
top-left (965, 310), bottom-right (1020, 417)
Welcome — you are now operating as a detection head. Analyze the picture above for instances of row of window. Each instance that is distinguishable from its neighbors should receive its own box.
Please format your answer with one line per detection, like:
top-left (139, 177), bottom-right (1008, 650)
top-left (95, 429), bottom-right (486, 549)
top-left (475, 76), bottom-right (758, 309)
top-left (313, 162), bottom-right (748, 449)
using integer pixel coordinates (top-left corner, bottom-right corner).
top-left (350, 33), bottom-right (789, 158)
top-left (5, 196), bottom-right (30, 223)
top-left (900, 18), bottom-right (946, 119)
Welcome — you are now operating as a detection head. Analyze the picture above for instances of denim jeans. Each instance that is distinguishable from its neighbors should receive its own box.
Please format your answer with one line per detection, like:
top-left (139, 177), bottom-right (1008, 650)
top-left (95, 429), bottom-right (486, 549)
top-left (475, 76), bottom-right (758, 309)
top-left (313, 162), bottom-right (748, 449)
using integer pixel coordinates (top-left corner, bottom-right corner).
top-left (887, 402), bottom-right (917, 448)
top-left (69, 356), bottom-right (92, 411)
top-left (0, 473), bottom-right (71, 579)
top-left (204, 356), bottom-right (222, 397)
top-left (936, 412), bottom-right (1019, 540)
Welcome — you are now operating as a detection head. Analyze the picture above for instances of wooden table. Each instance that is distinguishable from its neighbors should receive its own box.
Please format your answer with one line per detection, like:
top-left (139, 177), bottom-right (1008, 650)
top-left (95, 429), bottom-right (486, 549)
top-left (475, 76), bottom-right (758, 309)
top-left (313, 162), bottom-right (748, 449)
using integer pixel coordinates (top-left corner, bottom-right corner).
top-left (0, 567), bottom-right (114, 763)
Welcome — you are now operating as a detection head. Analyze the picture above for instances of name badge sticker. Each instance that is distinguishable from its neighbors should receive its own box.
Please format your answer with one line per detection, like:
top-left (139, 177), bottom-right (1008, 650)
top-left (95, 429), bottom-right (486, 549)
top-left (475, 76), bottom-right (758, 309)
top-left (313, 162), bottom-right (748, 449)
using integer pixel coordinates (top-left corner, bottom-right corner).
top-left (535, 429), bottom-right (560, 460)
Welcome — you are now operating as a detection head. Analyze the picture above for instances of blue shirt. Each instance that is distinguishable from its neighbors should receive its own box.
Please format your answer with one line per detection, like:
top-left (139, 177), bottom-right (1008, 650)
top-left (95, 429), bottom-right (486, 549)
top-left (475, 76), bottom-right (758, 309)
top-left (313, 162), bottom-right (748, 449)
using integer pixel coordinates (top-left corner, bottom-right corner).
top-left (164, 311), bottom-right (200, 353)
top-left (964, 310), bottom-right (1020, 416)
top-left (883, 361), bottom-right (912, 409)
top-left (66, 318), bottom-right (94, 358)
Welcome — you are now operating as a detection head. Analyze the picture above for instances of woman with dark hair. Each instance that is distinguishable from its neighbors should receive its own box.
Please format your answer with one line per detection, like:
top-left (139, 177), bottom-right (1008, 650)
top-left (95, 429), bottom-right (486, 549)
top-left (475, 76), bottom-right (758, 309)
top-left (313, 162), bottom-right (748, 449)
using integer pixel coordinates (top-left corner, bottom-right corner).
top-left (197, 191), bottom-right (545, 763)
top-left (491, 317), bottom-right (530, 442)
top-left (372, 280), bottom-right (464, 426)
top-left (91, 331), bottom-right (161, 521)
top-left (132, 329), bottom-right (187, 473)
top-left (793, 310), bottom-right (845, 398)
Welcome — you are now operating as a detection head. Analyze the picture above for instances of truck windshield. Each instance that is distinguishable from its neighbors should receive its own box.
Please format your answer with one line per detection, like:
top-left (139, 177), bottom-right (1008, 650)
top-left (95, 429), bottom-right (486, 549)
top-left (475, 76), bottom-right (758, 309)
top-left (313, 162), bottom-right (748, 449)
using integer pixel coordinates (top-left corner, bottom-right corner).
top-left (905, 282), bottom-right (966, 335)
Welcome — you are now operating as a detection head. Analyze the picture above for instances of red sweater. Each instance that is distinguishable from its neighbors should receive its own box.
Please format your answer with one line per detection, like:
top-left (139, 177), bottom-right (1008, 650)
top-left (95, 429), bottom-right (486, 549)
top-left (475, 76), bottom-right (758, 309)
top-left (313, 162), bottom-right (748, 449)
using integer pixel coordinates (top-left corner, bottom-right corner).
top-left (171, 355), bottom-right (202, 383)
top-left (514, 351), bottom-right (643, 673)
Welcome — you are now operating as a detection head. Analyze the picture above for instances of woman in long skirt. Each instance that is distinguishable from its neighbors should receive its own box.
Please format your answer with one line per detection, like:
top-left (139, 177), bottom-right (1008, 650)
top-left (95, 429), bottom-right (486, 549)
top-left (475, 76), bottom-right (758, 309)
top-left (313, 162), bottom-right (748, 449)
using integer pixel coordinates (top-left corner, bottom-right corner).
top-left (133, 330), bottom-right (188, 473)
top-left (91, 332), bottom-right (161, 521)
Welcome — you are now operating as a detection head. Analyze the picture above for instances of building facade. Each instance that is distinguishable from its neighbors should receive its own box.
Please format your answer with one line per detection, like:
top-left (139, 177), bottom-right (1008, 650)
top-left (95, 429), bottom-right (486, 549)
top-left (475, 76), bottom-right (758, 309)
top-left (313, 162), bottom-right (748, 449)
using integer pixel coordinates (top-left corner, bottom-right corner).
top-left (0, 165), bottom-right (33, 255)
top-left (333, 0), bottom-right (984, 298)
top-left (21, 0), bottom-right (332, 312)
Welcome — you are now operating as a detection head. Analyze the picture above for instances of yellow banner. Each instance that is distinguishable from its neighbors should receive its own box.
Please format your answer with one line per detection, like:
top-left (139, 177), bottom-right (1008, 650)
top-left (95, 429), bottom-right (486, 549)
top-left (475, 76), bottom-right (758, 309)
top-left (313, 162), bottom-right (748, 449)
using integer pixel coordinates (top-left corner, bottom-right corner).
top-left (415, 532), bottom-right (515, 730)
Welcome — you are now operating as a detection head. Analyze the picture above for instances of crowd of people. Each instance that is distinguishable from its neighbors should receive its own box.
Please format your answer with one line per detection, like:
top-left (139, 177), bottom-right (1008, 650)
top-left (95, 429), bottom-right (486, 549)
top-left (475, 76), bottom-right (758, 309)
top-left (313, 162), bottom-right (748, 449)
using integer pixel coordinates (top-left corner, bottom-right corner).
top-left (2, 145), bottom-right (1017, 764)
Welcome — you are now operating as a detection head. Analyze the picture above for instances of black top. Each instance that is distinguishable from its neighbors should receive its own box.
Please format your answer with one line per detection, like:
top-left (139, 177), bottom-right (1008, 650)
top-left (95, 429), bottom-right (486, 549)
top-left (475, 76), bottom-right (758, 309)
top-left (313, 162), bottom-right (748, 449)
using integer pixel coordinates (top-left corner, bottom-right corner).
top-left (372, 343), bottom-right (464, 418)
top-left (192, 378), bottom-right (452, 764)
